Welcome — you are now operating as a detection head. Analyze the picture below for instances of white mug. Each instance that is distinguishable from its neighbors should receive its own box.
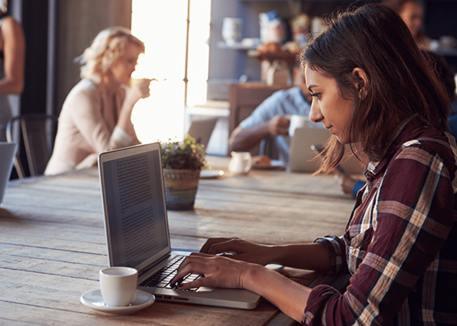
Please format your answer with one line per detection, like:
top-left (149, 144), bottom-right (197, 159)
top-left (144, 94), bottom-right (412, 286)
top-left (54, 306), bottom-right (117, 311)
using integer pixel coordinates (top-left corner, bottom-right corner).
top-left (288, 115), bottom-right (307, 137)
top-left (228, 151), bottom-right (252, 175)
top-left (222, 17), bottom-right (242, 45)
top-left (99, 267), bottom-right (138, 307)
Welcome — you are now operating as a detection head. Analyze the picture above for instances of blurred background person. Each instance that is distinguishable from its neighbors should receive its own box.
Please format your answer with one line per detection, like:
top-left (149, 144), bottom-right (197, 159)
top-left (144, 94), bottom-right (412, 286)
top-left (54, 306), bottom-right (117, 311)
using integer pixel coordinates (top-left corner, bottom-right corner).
top-left (0, 0), bottom-right (25, 141)
top-left (45, 27), bottom-right (150, 175)
top-left (228, 70), bottom-right (324, 167)
top-left (382, 0), bottom-right (431, 50)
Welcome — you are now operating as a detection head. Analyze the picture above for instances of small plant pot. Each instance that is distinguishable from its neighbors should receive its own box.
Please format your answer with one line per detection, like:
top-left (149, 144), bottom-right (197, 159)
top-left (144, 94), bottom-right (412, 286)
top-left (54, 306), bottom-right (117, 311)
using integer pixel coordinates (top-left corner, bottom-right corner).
top-left (163, 168), bottom-right (200, 210)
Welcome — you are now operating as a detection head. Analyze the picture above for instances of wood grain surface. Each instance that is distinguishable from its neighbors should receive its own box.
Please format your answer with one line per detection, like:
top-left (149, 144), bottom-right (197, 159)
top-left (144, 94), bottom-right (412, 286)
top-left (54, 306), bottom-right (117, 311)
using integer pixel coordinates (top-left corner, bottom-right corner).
top-left (0, 156), bottom-right (355, 325)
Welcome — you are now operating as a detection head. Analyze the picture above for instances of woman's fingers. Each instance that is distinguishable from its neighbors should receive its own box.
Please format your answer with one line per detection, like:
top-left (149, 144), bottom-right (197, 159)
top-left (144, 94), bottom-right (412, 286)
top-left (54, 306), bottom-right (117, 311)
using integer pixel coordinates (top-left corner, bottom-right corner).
top-left (170, 253), bottom-right (209, 285)
top-left (200, 237), bottom-right (239, 253)
top-left (131, 78), bottom-right (151, 98)
top-left (170, 253), bottom-right (247, 289)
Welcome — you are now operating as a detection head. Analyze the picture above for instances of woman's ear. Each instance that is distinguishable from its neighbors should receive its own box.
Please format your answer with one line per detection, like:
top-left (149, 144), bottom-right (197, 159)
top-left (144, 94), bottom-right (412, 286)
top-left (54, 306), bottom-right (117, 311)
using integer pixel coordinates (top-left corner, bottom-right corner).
top-left (352, 68), bottom-right (369, 99)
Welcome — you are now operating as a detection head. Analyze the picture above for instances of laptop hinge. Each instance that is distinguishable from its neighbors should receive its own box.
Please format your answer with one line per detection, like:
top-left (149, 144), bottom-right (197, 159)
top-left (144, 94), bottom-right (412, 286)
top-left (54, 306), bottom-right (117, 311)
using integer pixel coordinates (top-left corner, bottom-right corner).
top-left (138, 253), bottom-right (171, 281)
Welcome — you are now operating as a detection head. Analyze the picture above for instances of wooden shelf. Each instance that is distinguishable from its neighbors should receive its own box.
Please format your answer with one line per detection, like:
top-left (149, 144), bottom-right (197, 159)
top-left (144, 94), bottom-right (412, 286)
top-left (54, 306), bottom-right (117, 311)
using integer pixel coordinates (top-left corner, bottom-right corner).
top-left (217, 41), bottom-right (259, 50)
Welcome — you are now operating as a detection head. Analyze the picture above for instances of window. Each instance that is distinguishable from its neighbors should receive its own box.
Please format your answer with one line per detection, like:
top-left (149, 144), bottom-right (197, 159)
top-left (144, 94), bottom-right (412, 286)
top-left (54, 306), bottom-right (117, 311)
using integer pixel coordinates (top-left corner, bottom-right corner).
top-left (131, 0), bottom-right (211, 143)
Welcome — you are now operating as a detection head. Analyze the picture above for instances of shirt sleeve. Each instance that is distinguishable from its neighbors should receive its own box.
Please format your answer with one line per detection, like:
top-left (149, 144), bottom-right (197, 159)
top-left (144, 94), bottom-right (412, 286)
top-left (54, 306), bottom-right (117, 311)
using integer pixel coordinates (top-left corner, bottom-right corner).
top-left (239, 90), bottom-right (286, 129)
top-left (314, 235), bottom-right (347, 275)
top-left (303, 143), bottom-right (455, 325)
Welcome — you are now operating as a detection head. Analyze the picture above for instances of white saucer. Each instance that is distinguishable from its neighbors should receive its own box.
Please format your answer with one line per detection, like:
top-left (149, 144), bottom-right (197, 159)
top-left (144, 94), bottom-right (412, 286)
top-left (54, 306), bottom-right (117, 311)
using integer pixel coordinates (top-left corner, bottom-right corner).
top-left (252, 160), bottom-right (285, 170)
top-left (80, 289), bottom-right (155, 315)
top-left (200, 169), bottom-right (224, 179)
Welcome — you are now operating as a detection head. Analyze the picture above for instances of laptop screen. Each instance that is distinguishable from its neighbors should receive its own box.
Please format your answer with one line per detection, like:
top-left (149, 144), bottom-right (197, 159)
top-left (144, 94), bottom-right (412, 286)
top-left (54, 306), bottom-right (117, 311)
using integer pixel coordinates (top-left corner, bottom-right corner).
top-left (100, 144), bottom-right (169, 268)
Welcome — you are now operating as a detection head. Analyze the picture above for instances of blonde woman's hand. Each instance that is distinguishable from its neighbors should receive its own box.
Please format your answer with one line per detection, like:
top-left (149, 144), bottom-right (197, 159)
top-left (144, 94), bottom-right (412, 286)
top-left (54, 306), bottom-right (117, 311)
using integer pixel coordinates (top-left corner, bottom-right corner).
top-left (127, 78), bottom-right (151, 102)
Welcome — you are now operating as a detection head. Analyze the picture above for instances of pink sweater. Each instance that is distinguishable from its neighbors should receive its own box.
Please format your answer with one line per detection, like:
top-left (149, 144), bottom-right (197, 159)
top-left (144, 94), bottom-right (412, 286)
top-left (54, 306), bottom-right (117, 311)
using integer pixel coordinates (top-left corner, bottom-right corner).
top-left (45, 78), bottom-right (140, 175)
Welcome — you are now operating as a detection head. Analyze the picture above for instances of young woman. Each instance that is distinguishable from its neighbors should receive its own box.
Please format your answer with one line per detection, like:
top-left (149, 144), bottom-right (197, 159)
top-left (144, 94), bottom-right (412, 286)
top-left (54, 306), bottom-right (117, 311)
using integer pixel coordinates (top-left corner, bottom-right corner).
top-left (0, 0), bottom-right (25, 141)
top-left (171, 4), bottom-right (457, 325)
top-left (45, 27), bottom-right (150, 175)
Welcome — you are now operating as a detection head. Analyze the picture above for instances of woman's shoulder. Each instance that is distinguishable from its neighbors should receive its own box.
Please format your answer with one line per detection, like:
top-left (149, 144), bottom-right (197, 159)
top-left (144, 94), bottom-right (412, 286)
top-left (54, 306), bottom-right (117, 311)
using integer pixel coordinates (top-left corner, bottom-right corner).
top-left (63, 79), bottom-right (103, 107)
top-left (403, 128), bottom-right (454, 151)
top-left (0, 15), bottom-right (23, 35)
top-left (69, 79), bottom-right (101, 96)
top-left (398, 127), bottom-right (457, 172)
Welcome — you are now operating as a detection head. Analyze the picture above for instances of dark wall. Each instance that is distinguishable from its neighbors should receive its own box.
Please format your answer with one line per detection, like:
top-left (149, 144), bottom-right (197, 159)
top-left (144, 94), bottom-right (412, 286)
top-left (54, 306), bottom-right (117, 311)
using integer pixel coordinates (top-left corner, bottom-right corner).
top-left (19, 1), bottom-right (49, 115)
top-left (424, 1), bottom-right (457, 72)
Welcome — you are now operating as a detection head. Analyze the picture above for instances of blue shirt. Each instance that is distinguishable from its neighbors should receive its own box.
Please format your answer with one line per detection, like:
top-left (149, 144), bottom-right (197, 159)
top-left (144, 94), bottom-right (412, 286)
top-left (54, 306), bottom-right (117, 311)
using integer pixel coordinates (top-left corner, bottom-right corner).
top-left (239, 87), bottom-right (323, 166)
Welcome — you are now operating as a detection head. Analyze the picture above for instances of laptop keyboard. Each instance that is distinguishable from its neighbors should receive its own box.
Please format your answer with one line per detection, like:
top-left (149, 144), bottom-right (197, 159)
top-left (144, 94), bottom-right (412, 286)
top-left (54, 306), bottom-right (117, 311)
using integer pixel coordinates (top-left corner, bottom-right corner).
top-left (141, 255), bottom-right (202, 291)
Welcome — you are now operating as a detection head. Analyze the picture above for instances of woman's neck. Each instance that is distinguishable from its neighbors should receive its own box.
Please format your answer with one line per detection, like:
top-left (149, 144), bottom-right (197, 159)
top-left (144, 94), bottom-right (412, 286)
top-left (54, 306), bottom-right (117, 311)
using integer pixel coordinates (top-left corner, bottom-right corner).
top-left (101, 75), bottom-right (121, 95)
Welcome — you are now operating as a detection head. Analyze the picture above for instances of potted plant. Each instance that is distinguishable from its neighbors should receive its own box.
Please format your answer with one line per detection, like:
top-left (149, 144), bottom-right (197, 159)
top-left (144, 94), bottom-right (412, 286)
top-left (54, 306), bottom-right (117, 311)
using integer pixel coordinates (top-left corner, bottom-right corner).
top-left (161, 135), bottom-right (206, 210)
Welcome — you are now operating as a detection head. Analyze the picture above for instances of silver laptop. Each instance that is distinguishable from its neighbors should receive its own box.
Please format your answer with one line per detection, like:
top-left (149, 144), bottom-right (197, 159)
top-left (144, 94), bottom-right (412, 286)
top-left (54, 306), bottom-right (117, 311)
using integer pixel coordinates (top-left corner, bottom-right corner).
top-left (98, 142), bottom-right (261, 309)
top-left (289, 127), bottom-right (364, 174)
top-left (187, 117), bottom-right (218, 148)
top-left (289, 127), bottom-right (331, 173)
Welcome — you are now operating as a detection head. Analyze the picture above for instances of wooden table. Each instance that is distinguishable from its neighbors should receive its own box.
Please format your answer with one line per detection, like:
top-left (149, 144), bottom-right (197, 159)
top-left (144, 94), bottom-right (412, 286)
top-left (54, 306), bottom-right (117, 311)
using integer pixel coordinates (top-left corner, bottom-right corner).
top-left (0, 156), bottom-right (355, 325)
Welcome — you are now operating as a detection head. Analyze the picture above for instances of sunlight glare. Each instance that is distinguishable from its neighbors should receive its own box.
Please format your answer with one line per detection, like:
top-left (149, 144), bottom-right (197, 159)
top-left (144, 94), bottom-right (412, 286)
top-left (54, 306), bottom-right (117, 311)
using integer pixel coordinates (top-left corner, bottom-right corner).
top-left (131, 0), bottom-right (211, 143)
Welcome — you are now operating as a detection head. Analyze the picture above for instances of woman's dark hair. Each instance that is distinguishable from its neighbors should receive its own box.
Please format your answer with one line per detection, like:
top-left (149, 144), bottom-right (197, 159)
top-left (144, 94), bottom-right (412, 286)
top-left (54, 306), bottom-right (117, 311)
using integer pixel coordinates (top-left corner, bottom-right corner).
top-left (302, 3), bottom-right (450, 174)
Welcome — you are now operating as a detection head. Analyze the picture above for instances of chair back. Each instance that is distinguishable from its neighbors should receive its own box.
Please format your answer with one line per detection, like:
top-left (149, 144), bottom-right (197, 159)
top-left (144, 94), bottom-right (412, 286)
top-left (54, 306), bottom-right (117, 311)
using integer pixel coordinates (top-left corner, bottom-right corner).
top-left (6, 114), bottom-right (58, 178)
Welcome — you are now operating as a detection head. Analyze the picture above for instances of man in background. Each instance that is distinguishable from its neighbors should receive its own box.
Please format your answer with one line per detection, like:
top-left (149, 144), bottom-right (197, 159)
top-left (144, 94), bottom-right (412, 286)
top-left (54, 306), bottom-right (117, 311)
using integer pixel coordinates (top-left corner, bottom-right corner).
top-left (228, 71), bottom-right (324, 167)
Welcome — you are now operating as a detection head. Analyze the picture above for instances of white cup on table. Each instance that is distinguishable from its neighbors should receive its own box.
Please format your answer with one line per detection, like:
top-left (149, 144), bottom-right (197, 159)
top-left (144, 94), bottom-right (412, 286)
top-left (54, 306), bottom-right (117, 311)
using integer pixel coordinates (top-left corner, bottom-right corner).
top-left (228, 151), bottom-right (252, 175)
top-left (99, 267), bottom-right (138, 307)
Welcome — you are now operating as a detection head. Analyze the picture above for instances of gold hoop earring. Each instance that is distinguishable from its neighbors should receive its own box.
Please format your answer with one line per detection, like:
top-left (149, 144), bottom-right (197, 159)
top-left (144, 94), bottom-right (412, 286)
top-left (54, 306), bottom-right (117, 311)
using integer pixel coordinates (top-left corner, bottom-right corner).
top-left (359, 89), bottom-right (364, 100)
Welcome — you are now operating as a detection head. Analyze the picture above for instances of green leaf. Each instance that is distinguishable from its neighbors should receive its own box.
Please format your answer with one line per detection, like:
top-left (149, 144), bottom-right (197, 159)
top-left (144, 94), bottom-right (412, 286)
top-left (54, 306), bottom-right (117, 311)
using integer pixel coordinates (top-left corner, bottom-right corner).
top-left (160, 135), bottom-right (206, 170)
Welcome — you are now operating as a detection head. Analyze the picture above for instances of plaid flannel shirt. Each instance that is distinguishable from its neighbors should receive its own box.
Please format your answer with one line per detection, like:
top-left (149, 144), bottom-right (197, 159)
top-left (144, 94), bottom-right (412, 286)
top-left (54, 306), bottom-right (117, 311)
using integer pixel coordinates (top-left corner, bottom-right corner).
top-left (302, 118), bottom-right (457, 326)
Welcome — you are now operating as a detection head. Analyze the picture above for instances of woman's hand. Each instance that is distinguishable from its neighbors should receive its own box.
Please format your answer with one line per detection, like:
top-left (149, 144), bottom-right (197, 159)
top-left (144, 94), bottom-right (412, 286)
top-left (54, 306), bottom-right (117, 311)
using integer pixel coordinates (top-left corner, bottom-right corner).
top-left (200, 237), bottom-right (275, 266)
top-left (127, 78), bottom-right (151, 103)
top-left (170, 251), bottom-right (313, 323)
top-left (170, 252), bottom-right (262, 290)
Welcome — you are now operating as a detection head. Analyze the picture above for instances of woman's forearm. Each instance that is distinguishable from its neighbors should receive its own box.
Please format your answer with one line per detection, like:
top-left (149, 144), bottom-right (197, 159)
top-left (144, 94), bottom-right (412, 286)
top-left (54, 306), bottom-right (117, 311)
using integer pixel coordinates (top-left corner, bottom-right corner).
top-left (0, 77), bottom-right (24, 95)
top-left (269, 243), bottom-right (331, 271)
top-left (117, 96), bottom-right (137, 137)
top-left (244, 264), bottom-right (311, 322)
top-left (229, 123), bottom-right (271, 152)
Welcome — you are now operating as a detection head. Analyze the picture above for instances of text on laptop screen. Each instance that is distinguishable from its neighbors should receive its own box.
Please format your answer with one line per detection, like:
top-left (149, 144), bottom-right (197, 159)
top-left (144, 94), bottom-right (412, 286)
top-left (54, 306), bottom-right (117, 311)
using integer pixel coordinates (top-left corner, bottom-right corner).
top-left (102, 148), bottom-right (168, 267)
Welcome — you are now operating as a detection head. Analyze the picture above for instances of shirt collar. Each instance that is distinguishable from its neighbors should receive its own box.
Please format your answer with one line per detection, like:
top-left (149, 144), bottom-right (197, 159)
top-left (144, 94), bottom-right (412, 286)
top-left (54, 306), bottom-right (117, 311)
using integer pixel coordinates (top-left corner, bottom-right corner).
top-left (365, 115), bottom-right (421, 181)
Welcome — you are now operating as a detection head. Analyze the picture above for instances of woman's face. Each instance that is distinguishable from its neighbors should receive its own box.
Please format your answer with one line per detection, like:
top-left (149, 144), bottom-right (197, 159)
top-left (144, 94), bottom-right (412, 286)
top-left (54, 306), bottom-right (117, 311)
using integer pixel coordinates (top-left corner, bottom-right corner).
top-left (399, 1), bottom-right (423, 38)
top-left (109, 42), bottom-right (142, 85)
top-left (305, 65), bottom-right (355, 144)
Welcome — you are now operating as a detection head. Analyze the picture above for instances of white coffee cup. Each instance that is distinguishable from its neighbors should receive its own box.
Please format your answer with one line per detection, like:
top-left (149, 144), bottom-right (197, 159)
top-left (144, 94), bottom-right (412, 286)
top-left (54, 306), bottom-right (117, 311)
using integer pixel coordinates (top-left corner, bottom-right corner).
top-left (222, 17), bottom-right (243, 45)
top-left (99, 267), bottom-right (138, 307)
top-left (228, 151), bottom-right (252, 174)
top-left (0, 142), bottom-right (17, 205)
top-left (288, 115), bottom-right (307, 137)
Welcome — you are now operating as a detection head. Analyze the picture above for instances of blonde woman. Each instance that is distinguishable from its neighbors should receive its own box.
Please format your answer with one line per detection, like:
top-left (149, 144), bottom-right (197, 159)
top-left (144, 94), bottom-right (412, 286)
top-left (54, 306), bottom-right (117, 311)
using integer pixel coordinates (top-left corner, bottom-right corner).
top-left (0, 0), bottom-right (25, 141)
top-left (45, 27), bottom-right (150, 175)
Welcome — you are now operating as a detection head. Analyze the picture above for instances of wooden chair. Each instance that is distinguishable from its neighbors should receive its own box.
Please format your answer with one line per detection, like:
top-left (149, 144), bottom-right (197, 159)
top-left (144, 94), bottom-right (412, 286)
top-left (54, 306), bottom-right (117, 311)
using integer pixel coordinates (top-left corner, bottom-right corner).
top-left (6, 114), bottom-right (58, 178)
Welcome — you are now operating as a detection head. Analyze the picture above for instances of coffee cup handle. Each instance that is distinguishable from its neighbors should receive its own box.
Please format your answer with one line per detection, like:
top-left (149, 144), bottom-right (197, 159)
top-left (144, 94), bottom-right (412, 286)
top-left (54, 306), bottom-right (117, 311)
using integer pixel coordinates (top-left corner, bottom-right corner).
top-left (244, 155), bottom-right (252, 173)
